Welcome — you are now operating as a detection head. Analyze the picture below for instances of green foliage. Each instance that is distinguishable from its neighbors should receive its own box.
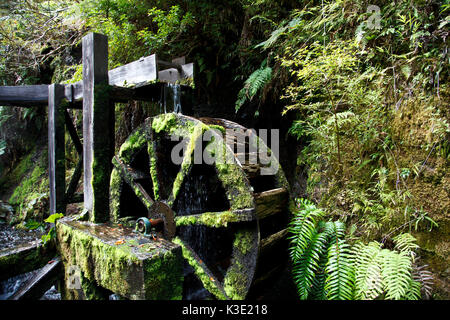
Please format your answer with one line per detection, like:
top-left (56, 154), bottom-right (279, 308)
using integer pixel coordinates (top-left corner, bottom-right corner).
top-left (41, 213), bottom-right (64, 244)
top-left (271, 1), bottom-right (449, 240)
top-left (289, 199), bottom-right (430, 300)
top-left (24, 219), bottom-right (45, 232)
top-left (0, 0), bottom-right (81, 85)
top-left (75, 1), bottom-right (194, 68)
top-left (235, 63), bottom-right (272, 112)
top-left (45, 212), bottom-right (64, 224)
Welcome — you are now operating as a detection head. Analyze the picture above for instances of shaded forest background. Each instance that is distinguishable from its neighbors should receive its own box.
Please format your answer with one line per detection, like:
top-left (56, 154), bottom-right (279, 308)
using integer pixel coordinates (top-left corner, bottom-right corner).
top-left (0, 0), bottom-right (448, 299)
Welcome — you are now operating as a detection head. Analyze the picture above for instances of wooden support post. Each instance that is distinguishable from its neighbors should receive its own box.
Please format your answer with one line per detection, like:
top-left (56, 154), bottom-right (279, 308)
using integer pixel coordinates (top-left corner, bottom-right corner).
top-left (48, 84), bottom-right (66, 215)
top-left (82, 33), bottom-right (114, 223)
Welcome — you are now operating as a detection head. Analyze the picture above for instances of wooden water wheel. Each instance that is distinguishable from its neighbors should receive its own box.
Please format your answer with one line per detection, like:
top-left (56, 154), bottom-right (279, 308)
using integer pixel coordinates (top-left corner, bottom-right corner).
top-left (109, 113), bottom-right (291, 300)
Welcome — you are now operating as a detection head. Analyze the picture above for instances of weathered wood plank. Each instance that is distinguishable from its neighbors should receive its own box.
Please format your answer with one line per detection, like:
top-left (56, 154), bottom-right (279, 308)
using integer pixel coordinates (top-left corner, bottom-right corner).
top-left (82, 32), bottom-right (112, 222)
top-left (48, 84), bottom-right (66, 215)
top-left (0, 85), bottom-right (49, 107)
top-left (0, 241), bottom-right (56, 281)
top-left (109, 54), bottom-right (158, 87)
top-left (254, 187), bottom-right (288, 219)
top-left (8, 257), bottom-right (62, 300)
top-left (65, 158), bottom-right (83, 204)
top-left (64, 110), bottom-right (83, 155)
top-left (259, 228), bottom-right (288, 255)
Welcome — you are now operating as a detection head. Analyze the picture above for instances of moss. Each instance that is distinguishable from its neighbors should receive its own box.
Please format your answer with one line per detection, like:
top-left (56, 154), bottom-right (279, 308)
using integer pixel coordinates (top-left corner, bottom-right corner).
top-left (151, 113), bottom-right (177, 134)
top-left (57, 219), bottom-right (183, 300)
top-left (216, 163), bottom-right (254, 210)
top-left (79, 271), bottom-right (111, 300)
top-left (147, 143), bottom-right (160, 200)
top-left (208, 124), bottom-right (226, 134)
top-left (174, 211), bottom-right (245, 228)
top-left (222, 229), bottom-right (258, 299)
top-left (170, 123), bottom-right (205, 203)
top-left (173, 237), bottom-right (228, 300)
top-left (8, 148), bottom-right (49, 223)
top-left (233, 229), bottom-right (254, 255)
top-left (223, 259), bottom-right (246, 299)
top-left (57, 221), bottom-right (140, 298)
top-left (143, 249), bottom-right (183, 300)
top-left (118, 127), bottom-right (147, 163)
top-left (90, 157), bottom-right (110, 223)
top-left (109, 169), bottom-right (122, 222)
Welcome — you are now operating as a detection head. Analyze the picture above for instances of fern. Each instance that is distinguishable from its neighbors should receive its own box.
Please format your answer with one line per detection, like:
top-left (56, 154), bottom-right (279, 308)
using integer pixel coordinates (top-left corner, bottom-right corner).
top-left (325, 240), bottom-right (354, 300)
top-left (412, 264), bottom-right (434, 299)
top-left (393, 233), bottom-right (419, 261)
top-left (353, 242), bottom-right (384, 300)
top-left (292, 230), bottom-right (329, 299)
top-left (380, 250), bottom-right (413, 300)
top-left (289, 199), bottom-right (428, 300)
top-left (288, 198), bottom-right (325, 261)
top-left (235, 65), bottom-right (272, 112)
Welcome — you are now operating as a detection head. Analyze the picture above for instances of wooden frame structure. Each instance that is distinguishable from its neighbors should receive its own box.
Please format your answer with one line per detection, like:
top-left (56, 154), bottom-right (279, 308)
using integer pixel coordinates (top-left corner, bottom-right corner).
top-left (0, 32), bottom-right (194, 222)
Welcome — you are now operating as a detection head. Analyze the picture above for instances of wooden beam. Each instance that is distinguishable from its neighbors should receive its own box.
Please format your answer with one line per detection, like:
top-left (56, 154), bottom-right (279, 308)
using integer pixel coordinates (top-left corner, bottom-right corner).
top-left (48, 84), bottom-right (66, 215)
top-left (0, 54), bottom-right (193, 107)
top-left (72, 55), bottom-right (159, 101)
top-left (82, 32), bottom-right (113, 223)
top-left (64, 110), bottom-right (83, 155)
top-left (65, 158), bottom-right (83, 204)
top-left (109, 54), bottom-right (158, 86)
top-left (0, 241), bottom-right (56, 281)
top-left (8, 257), bottom-right (62, 300)
top-left (260, 228), bottom-right (289, 255)
top-left (0, 85), bottom-right (49, 107)
top-left (254, 188), bottom-right (288, 219)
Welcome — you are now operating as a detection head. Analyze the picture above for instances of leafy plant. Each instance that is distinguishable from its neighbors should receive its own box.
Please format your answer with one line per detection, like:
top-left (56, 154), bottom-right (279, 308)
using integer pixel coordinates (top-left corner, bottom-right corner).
top-left (41, 213), bottom-right (64, 244)
top-left (289, 199), bottom-right (431, 300)
top-left (235, 62), bottom-right (272, 112)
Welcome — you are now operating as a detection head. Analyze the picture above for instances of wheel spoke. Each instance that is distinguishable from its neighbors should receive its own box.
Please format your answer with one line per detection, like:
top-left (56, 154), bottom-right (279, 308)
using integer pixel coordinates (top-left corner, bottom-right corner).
top-left (172, 237), bottom-right (229, 300)
top-left (174, 209), bottom-right (255, 228)
top-left (166, 124), bottom-right (203, 207)
top-left (147, 140), bottom-right (161, 201)
top-left (112, 156), bottom-right (154, 210)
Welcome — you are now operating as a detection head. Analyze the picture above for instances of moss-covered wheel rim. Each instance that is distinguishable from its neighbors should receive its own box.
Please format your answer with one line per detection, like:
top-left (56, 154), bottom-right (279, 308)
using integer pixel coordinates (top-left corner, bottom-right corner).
top-left (110, 113), bottom-right (261, 300)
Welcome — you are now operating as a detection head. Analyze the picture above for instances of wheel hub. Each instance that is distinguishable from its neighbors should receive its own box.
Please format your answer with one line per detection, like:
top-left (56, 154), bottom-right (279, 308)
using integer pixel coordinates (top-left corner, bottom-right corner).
top-left (147, 201), bottom-right (176, 240)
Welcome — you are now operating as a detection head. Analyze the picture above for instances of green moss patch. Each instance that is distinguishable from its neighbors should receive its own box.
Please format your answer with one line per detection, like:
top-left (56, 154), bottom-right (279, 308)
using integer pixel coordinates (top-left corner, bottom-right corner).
top-left (173, 237), bottom-right (228, 300)
top-left (57, 218), bottom-right (183, 300)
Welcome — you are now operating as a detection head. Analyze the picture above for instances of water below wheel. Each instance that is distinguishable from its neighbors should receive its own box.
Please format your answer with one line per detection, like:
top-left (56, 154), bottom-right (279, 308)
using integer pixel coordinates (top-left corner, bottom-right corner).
top-left (110, 113), bottom-right (291, 300)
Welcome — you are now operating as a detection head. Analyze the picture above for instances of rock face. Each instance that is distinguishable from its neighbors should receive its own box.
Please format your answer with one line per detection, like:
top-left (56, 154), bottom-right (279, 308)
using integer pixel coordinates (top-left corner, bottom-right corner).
top-left (56, 217), bottom-right (183, 300)
top-left (0, 201), bottom-right (13, 223)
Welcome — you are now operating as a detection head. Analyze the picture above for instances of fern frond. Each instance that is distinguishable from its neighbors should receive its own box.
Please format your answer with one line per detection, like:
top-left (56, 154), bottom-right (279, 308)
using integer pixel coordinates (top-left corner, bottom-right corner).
top-left (393, 233), bottom-right (419, 261)
top-left (353, 242), bottom-right (384, 300)
top-left (235, 66), bottom-right (272, 111)
top-left (403, 279), bottom-right (422, 300)
top-left (319, 220), bottom-right (346, 243)
top-left (412, 263), bottom-right (434, 299)
top-left (309, 253), bottom-right (329, 300)
top-left (288, 199), bottom-right (325, 261)
top-left (324, 239), bottom-right (354, 300)
top-left (292, 230), bottom-right (329, 299)
top-left (380, 250), bottom-right (412, 300)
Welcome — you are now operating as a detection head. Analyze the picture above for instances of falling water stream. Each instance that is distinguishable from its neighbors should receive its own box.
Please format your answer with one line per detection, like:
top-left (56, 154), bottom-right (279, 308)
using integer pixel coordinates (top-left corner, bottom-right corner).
top-left (161, 83), bottom-right (182, 114)
top-left (0, 224), bottom-right (61, 300)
